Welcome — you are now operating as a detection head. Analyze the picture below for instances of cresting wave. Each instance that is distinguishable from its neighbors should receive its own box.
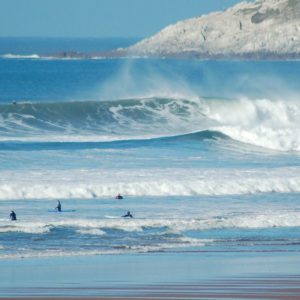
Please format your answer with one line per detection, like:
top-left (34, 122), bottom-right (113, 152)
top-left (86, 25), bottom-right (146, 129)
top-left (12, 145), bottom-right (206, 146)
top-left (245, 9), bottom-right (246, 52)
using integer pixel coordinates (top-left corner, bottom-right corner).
top-left (0, 96), bottom-right (300, 151)
top-left (0, 97), bottom-right (208, 142)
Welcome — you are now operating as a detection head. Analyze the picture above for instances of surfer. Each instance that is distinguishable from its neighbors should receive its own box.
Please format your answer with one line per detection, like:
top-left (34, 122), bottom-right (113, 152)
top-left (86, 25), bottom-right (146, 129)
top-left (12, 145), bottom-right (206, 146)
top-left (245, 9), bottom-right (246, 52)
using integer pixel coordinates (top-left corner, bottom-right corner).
top-left (115, 193), bottom-right (123, 200)
top-left (122, 211), bottom-right (133, 218)
top-left (10, 210), bottom-right (17, 221)
top-left (56, 200), bottom-right (62, 212)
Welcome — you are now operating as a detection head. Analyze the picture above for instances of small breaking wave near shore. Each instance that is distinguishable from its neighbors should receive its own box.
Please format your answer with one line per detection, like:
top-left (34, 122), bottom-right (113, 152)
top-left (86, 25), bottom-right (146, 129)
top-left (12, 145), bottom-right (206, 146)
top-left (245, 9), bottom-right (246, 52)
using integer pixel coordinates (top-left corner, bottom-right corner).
top-left (1, 209), bottom-right (300, 259)
top-left (2, 212), bottom-right (300, 234)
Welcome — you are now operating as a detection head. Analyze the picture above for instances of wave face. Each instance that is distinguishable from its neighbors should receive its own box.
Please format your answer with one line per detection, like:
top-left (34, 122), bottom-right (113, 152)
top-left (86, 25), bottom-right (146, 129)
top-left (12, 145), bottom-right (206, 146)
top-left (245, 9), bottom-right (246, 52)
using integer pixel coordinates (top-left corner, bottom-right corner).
top-left (1, 96), bottom-right (300, 151)
top-left (0, 97), bottom-right (208, 142)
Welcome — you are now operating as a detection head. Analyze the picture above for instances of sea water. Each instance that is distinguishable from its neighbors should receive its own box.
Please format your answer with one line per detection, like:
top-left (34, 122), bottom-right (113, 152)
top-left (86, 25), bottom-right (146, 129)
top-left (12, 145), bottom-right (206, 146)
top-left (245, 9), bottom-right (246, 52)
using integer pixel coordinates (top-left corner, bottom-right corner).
top-left (0, 38), bottom-right (300, 260)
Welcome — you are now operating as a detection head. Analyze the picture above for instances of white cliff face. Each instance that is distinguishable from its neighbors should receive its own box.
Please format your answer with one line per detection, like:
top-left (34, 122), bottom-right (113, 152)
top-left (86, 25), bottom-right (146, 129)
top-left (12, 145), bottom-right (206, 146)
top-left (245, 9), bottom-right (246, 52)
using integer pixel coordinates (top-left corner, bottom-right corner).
top-left (128, 0), bottom-right (300, 58)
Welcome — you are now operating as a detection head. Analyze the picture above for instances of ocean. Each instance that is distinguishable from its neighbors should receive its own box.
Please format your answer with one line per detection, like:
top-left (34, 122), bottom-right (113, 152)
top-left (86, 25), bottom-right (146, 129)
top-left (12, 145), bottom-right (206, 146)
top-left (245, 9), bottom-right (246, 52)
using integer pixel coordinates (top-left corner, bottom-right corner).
top-left (0, 38), bottom-right (300, 264)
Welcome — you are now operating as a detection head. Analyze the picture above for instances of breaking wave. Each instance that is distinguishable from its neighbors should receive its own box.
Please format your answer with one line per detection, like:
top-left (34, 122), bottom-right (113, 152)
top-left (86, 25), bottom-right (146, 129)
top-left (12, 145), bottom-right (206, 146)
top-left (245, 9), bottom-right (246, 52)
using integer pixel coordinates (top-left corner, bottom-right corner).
top-left (2, 212), bottom-right (300, 234)
top-left (1, 211), bottom-right (300, 259)
top-left (0, 167), bottom-right (299, 200)
top-left (0, 96), bottom-right (300, 151)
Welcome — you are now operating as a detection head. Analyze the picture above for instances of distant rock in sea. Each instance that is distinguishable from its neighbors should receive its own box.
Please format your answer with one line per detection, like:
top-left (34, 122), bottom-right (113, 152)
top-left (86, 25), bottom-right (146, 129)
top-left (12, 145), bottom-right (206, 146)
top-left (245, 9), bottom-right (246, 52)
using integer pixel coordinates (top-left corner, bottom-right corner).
top-left (126, 0), bottom-right (300, 59)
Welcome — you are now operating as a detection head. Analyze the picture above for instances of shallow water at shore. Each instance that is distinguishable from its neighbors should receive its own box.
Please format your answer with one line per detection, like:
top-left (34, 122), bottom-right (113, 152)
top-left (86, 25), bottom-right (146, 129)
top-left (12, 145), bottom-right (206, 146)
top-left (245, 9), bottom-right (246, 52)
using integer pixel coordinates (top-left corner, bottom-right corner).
top-left (1, 252), bottom-right (300, 298)
top-left (1, 193), bottom-right (300, 259)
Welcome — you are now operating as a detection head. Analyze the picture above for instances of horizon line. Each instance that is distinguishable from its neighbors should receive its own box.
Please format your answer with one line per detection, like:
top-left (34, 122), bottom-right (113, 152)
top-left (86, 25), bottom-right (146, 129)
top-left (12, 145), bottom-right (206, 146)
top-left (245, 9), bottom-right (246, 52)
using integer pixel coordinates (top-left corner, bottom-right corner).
top-left (0, 36), bottom-right (143, 40)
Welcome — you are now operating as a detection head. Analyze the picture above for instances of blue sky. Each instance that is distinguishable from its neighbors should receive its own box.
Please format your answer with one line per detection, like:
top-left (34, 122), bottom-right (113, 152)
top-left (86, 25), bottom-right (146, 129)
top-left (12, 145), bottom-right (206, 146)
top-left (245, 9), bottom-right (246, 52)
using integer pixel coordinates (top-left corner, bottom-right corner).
top-left (1, 0), bottom-right (244, 38)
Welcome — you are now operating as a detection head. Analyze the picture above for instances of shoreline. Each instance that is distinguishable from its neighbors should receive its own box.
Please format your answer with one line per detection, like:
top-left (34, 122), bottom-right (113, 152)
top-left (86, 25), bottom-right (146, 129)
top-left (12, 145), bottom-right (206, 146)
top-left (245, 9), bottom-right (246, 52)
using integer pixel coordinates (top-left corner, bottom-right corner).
top-left (44, 49), bottom-right (300, 60)
top-left (2, 50), bottom-right (300, 61)
top-left (1, 252), bottom-right (300, 298)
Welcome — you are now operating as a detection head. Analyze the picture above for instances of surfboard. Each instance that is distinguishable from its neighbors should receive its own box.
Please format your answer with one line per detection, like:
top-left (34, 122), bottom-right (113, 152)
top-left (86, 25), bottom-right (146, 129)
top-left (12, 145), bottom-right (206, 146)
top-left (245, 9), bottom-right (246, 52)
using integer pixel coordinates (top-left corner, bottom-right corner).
top-left (105, 215), bottom-right (135, 219)
top-left (48, 209), bottom-right (76, 213)
top-left (104, 215), bottom-right (121, 219)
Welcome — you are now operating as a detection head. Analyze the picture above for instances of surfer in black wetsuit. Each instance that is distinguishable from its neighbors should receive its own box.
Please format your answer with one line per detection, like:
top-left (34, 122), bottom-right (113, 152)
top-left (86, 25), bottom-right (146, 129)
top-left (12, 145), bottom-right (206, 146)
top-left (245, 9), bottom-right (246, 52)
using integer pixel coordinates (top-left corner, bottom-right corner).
top-left (115, 193), bottom-right (123, 200)
top-left (122, 211), bottom-right (133, 218)
top-left (10, 211), bottom-right (17, 221)
top-left (56, 200), bottom-right (62, 212)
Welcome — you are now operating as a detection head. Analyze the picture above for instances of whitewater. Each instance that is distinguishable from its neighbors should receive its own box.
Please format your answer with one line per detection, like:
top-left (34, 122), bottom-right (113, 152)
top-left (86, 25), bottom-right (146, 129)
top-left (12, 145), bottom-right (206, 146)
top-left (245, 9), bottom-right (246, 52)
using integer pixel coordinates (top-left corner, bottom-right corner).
top-left (0, 96), bottom-right (300, 151)
top-left (1, 42), bottom-right (300, 259)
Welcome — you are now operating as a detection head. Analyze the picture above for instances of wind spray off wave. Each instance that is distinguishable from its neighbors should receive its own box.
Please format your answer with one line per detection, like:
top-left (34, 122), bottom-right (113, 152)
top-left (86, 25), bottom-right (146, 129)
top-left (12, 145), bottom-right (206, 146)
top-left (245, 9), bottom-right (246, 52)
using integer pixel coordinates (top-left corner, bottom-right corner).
top-left (1, 96), bottom-right (300, 151)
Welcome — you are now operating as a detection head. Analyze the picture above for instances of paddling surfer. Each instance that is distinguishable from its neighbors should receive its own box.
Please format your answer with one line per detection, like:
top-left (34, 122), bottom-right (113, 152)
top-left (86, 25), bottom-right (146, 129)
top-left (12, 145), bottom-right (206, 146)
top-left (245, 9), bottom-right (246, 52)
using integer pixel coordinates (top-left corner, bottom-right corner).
top-left (115, 193), bottom-right (123, 200)
top-left (122, 211), bottom-right (133, 218)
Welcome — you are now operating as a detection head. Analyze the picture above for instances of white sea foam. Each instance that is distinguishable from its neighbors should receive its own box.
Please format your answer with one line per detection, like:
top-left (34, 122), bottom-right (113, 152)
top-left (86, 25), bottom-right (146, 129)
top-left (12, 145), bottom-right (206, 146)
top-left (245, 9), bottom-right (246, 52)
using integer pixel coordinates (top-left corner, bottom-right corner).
top-left (0, 221), bottom-right (51, 234)
top-left (76, 228), bottom-right (106, 235)
top-left (0, 167), bottom-right (299, 200)
top-left (206, 97), bottom-right (300, 151)
top-left (1, 212), bottom-right (300, 235)
top-left (0, 249), bottom-right (125, 260)
top-left (1, 210), bottom-right (300, 259)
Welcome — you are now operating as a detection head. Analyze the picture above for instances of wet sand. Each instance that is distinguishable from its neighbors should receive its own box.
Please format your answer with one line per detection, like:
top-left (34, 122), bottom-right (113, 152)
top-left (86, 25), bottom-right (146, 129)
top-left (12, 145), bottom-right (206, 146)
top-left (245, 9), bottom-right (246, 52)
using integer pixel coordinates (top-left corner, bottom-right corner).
top-left (2, 252), bottom-right (300, 299)
top-left (2, 275), bottom-right (300, 299)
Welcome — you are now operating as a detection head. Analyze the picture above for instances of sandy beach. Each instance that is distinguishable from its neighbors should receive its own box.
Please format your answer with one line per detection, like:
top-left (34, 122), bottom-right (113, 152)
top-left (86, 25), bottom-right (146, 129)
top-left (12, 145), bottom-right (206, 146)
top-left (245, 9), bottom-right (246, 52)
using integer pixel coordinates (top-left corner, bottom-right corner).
top-left (1, 252), bottom-right (300, 299)
top-left (2, 275), bottom-right (300, 299)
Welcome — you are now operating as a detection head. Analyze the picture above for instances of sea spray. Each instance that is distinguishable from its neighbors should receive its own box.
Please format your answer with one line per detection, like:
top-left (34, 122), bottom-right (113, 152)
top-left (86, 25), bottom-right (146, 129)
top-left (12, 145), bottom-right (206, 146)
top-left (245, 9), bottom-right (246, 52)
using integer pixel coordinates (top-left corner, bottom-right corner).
top-left (1, 97), bottom-right (300, 151)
